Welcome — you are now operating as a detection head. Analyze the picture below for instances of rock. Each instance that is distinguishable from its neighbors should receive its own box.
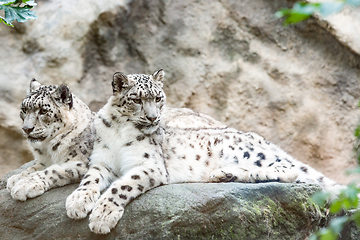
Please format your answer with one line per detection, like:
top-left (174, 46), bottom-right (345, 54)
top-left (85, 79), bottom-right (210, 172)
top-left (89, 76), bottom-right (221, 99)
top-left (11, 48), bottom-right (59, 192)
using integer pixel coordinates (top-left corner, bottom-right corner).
top-left (0, 0), bottom-right (359, 183)
top-left (2, 166), bottom-right (360, 239)
top-left (0, 169), bottom-right (326, 239)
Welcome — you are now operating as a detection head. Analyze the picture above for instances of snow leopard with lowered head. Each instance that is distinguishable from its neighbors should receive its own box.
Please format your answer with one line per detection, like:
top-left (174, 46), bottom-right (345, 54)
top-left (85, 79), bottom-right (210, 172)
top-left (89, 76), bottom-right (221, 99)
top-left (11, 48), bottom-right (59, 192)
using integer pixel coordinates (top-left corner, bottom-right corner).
top-left (66, 69), bottom-right (340, 234)
top-left (7, 79), bottom-right (95, 201)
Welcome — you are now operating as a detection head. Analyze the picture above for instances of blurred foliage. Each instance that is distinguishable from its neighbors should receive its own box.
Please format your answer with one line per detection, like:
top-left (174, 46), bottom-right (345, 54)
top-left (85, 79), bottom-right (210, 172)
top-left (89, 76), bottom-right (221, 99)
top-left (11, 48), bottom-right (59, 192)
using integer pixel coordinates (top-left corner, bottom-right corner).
top-left (310, 183), bottom-right (360, 240)
top-left (0, 0), bottom-right (37, 27)
top-left (276, 0), bottom-right (360, 26)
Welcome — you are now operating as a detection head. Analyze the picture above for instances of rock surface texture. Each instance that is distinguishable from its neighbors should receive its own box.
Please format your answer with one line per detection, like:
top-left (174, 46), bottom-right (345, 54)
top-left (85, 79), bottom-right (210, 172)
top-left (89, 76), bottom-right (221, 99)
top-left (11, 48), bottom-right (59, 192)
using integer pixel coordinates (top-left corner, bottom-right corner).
top-left (0, 1), bottom-right (359, 182)
top-left (0, 168), bottom-right (330, 239)
top-left (2, 165), bottom-right (360, 239)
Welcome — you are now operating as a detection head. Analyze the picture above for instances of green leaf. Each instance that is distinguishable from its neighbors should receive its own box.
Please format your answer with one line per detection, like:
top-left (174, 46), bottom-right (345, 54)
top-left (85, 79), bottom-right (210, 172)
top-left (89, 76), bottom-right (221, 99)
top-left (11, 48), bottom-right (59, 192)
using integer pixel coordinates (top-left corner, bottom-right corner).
top-left (1, 4), bottom-right (37, 23)
top-left (329, 200), bottom-right (342, 214)
top-left (318, 228), bottom-right (338, 240)
top-left (0, 15), bottom-right (13, 26)
top-left (329, 216), bottom-right (348, 234)
top-left (355, 125), bottom-right (360, 137)
top-left (284, 13), bottom-right (311, 26)
top-left (0, 0), bottom-right (16, 5)
top-left (351, 211), bottom-right (360, 227)
top-left (311, 191), bottom-right (331, 207)
top-left (318, 2), bottom-right (345, 17)
top-left (22, 0), bottom-right (36, 7)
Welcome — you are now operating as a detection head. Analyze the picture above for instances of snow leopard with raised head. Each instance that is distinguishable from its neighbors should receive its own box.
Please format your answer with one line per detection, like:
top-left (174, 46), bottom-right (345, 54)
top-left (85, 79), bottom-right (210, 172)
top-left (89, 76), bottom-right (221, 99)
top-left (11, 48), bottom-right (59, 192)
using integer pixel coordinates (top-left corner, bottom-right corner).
top-left (7, 79), bottom-right (95, 201)
top-left (66, 69), bottom-right (340, 234)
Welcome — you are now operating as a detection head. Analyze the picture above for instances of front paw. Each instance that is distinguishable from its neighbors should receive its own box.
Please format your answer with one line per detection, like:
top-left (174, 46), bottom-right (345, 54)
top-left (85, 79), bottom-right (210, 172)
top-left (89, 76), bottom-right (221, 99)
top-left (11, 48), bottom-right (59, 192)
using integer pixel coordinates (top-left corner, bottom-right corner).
top-left (66, 188), bottom-right (100, 219)
top-left (89, 200), bottom-right (124, 234)
top-left (7, 173), bottom-right (24, 191)
top-left (10, 179), bottom-right (45, 201)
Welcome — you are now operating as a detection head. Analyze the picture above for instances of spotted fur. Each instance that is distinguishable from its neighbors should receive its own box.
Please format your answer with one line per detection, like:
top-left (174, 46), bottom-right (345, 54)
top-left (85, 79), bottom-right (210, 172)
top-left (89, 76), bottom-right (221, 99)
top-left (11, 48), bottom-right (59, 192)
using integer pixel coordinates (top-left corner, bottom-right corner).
top-left (66, 70), bottom-right (340, 234)
top-left (7, 79), bottom-right (95, 201)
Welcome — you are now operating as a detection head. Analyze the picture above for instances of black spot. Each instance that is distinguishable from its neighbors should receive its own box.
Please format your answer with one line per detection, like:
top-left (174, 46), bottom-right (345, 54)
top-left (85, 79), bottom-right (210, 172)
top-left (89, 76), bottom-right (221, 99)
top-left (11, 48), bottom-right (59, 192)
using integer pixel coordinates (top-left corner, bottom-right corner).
top-left (214, 138), bottom-right (222, 145)
top-left (119, 194), bottom-right (127, 200)
top-left (108, 198), bottom-right (114, 202)
top-left (243, 152), bottom-right (250, 159)
top-left (233, 156), bottom-right (239, 163)
top-left (121, 185), bottom-right (133, 191)
top-left (138, 185), bottom-right (144, 192)
top-left (95, 178), bottom-right (99, 184)
top-left (136, 135), bottom-right (145, 141)
top-left (219, 149), bottom-right (224, 158)
top-left (149, 178), bottom-right (155, 187)
top-left (205, 161), bottom-right (209, 166)
top-left (318, 176), bottom-right (324, 182)
top-left (268, 162), bottom-right (274, 167)
top-left (125, 141), bottom-right (133, 147)
top-left (196, 155), bottom-right (201, 161)
top-left (143, 170), bottom-right (148, 175)
top-left (84, 174), bottom-right (90, 179)
top-left (257, 153), bottom-right (265, 160)
top-left (93, 167), bottom-right (100, 171)
top-left (81, 149), bottom-right (88, 155)
top-left (101, 117), bottom-right (111, 128)
top-left (44, 170), bottom-right (48, 175)
top-left (83, 181), bottom-right (91, 186)
top-left (52, 142), bottom-right (61, 151)
top-left (229, 145), bottom-right (235, 150)
top-left (69, 150), bottom-right (77, 157)
top-left (207, 146), bottom-right (212, 157)
top-left (111, 188), bottom-right (118, 194)
top-left (300, 166), bottom-right (308, 173)
top-left (144, 153), bottom-right (150, 158)
top-left (76, 163), bottom-right (82, 167)
top-left (255, 160), bottom-right (262, 167)
top-left (190, 144), bottom-right (195, 148)
top-left (131, 175), bottom-right (140, 180)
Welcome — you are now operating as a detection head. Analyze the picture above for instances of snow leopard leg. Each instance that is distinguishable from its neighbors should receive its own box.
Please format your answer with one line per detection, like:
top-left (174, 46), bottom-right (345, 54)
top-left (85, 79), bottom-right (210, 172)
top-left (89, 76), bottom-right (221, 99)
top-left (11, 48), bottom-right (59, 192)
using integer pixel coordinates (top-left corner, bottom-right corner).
top-left (9, 160), bottom-right (89, 201)
top-left (248, 166), bottom-right (299, 183)
top-left (209, 166), bottom-right (298, 183)
top-left (66, 163), bottom-right (116, 219)
top-left (6, 162), bottom-right (44, 190)
top-left (209, 167), bottom-right (251, 182)
top-left (88, 165), bottom-right (167, 234)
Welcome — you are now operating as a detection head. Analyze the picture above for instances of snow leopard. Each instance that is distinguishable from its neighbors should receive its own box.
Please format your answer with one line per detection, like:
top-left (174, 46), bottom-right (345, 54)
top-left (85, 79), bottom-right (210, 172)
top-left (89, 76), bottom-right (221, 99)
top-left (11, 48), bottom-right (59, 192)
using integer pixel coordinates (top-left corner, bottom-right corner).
top-left (7, 79), bottom-right (95, 201)
top-left (66, 69), bottom-right (339, 234)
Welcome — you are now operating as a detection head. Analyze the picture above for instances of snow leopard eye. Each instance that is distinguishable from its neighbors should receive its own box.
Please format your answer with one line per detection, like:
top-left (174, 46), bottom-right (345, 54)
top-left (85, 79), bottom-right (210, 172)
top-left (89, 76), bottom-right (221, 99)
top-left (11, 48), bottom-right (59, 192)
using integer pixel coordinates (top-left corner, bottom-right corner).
top-left (132, 98), bottom-right (142, 104)
top-left (155, 97), bottom-right (162, 103)
top-left (39, 108), bottom-right (48, 115)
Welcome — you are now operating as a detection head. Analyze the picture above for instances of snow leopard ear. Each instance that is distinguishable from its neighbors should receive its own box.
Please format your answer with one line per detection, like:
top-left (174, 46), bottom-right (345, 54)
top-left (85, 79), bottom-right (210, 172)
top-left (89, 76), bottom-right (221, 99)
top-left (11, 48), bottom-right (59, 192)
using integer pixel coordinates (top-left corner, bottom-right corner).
top-left (112, 72), bottom-right (130, 94)
top-left (52, 84), bottom-right (73, 109)
top-left (29, 78), bottom-right (42, 93)
top-left (152, 69), bottom-right (165, 83)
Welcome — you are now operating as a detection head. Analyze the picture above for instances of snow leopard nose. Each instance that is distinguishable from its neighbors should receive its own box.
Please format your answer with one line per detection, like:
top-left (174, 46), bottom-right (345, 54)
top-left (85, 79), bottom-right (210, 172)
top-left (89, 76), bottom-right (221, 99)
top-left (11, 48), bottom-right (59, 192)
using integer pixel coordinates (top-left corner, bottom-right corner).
top-left (146, 116), bottom-right (157, 122)
top-left (22, 125), bottom-right (34, 134)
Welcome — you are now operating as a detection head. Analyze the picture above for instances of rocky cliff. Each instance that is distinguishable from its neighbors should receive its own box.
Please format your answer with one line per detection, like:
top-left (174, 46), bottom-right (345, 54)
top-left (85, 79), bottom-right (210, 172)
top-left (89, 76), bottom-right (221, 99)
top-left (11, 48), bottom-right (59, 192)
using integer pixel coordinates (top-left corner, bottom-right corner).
top-left (1, 0), bottom-right (360, 183)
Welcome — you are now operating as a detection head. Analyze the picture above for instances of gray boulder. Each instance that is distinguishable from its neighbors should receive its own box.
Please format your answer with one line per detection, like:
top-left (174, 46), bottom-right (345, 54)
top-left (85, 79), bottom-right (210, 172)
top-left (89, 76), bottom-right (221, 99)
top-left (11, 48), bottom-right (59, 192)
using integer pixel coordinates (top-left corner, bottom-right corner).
top-left (0, 167), bottom-right (349, 240)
